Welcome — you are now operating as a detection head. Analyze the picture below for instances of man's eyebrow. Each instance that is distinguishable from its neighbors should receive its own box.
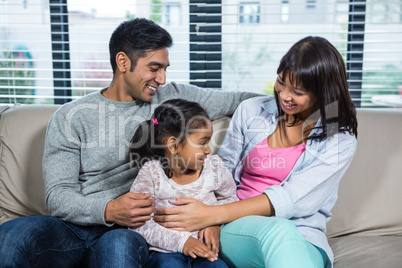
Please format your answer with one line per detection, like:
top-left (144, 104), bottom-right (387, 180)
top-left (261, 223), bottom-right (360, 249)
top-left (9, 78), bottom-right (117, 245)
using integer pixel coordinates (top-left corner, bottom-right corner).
top-left (147, 61), bottom-right (170, 68)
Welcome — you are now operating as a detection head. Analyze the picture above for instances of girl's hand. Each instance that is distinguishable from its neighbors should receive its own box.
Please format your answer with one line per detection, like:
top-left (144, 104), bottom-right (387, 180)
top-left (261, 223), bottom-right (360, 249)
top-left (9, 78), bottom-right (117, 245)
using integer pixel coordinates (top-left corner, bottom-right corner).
top-left (182, 237), bottom-right (218, 262)
top-left (154, 198), bottom-right (214, 232)
top-left (198, 225), bottom-right (221, 255)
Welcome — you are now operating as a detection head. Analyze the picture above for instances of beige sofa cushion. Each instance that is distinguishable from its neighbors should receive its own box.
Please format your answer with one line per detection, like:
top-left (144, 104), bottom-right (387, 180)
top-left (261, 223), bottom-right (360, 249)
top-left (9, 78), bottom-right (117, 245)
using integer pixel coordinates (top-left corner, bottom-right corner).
top-left (0, 105), bottom-right (59, 224)
top-left (329, 235), bottom-right (402, 267)
top-left (327, 109), bottom-right (402, 238)
top-left (210, 116), bottom-right (231, 155)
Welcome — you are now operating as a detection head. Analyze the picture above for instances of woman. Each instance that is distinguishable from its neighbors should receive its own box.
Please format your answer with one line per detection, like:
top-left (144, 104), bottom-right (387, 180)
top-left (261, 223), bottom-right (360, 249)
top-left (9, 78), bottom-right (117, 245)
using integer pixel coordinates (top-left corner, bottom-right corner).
top-left (154, 36), bottom-right (358, 268)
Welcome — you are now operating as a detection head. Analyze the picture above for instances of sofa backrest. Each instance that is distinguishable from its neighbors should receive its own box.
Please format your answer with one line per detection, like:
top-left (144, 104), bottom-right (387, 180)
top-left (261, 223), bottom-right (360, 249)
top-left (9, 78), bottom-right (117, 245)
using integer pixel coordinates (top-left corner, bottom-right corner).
top-left (0, 105), bottom-right (59, 223)
top-left (0, 105), bottom-right (231, 224)
top-left (1, 105), bottom-right (402, 239)
top-left (327, 108), bottom-right (402, 238)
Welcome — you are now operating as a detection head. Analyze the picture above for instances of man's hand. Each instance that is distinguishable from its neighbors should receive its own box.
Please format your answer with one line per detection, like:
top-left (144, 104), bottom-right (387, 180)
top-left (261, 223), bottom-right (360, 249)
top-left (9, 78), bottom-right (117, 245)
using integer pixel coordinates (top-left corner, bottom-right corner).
top-left (104, 192), bottom-right (154, 228)
top-left (198, 225), bottom-right (221, 255)
top-left (182, 237), bottom-right (218, 262)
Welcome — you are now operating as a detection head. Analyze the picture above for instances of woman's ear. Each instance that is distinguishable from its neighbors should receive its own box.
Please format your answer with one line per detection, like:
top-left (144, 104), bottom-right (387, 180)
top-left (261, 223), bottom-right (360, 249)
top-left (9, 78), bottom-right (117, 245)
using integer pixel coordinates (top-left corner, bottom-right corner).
top-left (167, 136), bottom-right (178, 154)
top-left (116, 52), bottom-right (130, 73)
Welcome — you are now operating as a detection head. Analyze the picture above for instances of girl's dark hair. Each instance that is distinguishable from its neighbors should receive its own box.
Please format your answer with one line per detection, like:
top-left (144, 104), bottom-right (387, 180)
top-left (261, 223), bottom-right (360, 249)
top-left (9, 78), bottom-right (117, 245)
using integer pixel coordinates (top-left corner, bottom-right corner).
top-left (275, 36), bottom-right (358, 143)
top-left (129, 99), bottom-right (210, 176)
top-left (109, 18), bottom-right (173, 74)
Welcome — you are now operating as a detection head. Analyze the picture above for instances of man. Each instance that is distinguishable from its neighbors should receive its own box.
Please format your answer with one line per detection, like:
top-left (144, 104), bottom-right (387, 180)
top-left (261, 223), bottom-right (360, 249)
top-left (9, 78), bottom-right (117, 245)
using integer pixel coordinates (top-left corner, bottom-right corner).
top-left (0, 18), bottom-right (260, 267)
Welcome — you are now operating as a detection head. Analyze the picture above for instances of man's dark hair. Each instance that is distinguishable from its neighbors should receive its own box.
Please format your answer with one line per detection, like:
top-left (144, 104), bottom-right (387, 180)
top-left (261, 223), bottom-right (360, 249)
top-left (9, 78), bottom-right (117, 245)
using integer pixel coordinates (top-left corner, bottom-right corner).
top-left (109, 18), bottom-right (173, 74)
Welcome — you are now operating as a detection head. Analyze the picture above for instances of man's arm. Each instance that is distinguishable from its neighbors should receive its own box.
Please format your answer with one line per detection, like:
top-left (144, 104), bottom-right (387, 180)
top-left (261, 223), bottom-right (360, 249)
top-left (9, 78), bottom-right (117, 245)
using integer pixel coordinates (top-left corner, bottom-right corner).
top-left (43, 108), bottom-right (153, 226)
top-left (159, 82), bottom-right (264, 119)
top-left (43, 110), bottom-right (105, 225)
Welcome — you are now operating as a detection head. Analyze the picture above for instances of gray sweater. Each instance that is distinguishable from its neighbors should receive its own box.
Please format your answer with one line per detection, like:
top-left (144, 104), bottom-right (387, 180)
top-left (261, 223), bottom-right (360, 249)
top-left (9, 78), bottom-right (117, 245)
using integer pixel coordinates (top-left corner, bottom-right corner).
top-left (43, 82), bottom-right (260, 226)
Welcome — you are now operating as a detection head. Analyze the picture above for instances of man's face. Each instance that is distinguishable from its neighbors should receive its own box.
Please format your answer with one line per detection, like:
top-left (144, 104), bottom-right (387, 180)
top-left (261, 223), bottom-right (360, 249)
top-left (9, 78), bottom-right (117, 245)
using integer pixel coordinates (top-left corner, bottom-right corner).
top-left (125, 48), bottom-right (170, 102)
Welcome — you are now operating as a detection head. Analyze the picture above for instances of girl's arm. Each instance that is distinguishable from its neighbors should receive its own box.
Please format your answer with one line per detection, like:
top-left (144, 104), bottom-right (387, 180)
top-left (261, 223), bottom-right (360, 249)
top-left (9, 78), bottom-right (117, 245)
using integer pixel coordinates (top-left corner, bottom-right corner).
top-left (213, 156), bottom-right (239, 205)
top-left (130, 162), bottom-right (191, 252)
top-left (131, 162), bottom-right (219, 261)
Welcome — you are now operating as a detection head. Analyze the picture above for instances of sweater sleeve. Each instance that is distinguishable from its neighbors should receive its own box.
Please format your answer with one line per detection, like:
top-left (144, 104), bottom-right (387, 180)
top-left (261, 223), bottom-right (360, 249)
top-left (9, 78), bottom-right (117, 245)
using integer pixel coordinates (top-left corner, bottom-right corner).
top-left (43, 109), bottom-right (112, 226)
top-left (159, 82), bottom-right (263, 119)
top-left (130, 162), bottom-right (193, 253)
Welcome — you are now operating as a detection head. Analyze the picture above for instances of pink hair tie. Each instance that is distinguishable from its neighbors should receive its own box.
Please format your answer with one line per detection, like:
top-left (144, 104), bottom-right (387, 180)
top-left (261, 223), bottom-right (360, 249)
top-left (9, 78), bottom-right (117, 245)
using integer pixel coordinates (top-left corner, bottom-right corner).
top-left (152, 118), bottom-right (158, 125)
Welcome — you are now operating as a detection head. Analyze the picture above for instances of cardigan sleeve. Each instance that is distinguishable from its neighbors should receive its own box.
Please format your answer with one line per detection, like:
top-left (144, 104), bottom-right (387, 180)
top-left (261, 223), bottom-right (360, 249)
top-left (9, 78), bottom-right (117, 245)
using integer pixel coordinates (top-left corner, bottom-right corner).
top-left (264, 133), bottom-right (357, 219)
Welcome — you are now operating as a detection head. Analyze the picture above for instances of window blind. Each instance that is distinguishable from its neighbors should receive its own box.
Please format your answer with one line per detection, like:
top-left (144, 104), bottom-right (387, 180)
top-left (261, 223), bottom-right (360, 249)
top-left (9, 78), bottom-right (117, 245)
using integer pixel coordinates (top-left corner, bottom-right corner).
top-left (1, 0), bottom-right (401, 108)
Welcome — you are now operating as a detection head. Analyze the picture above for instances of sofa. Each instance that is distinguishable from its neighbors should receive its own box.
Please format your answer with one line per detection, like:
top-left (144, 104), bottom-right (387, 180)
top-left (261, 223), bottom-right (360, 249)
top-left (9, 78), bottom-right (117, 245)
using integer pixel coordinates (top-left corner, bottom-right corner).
top-left (1, 104), bottom-right (402, 267)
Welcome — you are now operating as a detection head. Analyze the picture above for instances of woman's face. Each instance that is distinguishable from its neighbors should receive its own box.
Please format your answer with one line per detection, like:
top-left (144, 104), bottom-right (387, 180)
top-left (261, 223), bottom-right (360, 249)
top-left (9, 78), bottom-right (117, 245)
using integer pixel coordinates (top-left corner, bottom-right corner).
top-left (274, 72), bottom-right (316, 121)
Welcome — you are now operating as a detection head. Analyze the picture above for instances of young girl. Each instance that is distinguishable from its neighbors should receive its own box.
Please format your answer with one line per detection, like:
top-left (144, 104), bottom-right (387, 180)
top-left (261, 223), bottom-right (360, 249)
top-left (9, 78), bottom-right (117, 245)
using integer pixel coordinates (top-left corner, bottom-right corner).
top-left (153, 36), bottom-right (358, 268)
top-left (128, 99), bottom-right (238, 268)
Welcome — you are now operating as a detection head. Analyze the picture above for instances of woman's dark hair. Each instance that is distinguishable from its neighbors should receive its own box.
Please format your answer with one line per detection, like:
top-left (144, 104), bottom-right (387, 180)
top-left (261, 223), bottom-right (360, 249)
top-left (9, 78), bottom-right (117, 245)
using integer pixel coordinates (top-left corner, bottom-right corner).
top-left (275, 36), bottom-right (358, 143)
top-left (129, 99), bottom-right (211, 177)
top-left (109, 18), bottom-right (173, 74)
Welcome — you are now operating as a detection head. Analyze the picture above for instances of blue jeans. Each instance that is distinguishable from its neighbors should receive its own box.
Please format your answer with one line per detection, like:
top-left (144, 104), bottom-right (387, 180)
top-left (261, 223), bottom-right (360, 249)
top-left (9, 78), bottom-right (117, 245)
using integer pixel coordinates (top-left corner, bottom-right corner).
top-left (220, 216), bottom-right (328, 268)
top-left (146, 252), bottom-right (229, 268)
top-left (0, 215), bottom-right (149, 268)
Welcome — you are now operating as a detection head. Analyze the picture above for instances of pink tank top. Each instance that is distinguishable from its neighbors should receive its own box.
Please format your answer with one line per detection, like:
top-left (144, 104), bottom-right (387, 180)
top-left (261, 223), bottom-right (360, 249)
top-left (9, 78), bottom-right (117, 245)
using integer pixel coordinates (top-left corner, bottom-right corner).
top-left (237, 137), bottom-right (306, 200)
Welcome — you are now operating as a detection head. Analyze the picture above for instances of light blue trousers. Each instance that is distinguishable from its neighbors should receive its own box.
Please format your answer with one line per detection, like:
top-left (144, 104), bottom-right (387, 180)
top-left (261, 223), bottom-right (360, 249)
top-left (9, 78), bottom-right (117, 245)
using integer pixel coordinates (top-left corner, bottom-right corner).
top-left (220, 216), bottom-right (328, 268)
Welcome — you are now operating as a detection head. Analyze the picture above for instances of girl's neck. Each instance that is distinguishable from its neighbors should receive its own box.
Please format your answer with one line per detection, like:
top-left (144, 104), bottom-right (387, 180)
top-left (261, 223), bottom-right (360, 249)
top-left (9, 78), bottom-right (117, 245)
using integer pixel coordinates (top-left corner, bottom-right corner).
top-left (170, 168), bottom-right (202, 185)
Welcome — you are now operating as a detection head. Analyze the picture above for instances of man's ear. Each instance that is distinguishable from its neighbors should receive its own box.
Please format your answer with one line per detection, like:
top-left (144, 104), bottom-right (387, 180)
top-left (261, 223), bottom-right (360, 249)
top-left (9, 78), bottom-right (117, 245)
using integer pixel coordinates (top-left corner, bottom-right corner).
top-left (116, 52), bottom-right (130, 73)
top-left (167, 136), bottom-right (178, 154)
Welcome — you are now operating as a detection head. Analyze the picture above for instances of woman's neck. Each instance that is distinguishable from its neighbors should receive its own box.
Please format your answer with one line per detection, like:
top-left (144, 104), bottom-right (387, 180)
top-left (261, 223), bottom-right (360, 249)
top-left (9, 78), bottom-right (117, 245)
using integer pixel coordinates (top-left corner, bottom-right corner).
top-left (269, 115), bottom-right (317, 148)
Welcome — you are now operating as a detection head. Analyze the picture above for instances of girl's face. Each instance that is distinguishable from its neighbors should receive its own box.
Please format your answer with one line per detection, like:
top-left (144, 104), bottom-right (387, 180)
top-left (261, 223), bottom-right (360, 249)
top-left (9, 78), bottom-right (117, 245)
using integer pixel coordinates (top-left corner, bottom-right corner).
top-left (168, 121), bottom-right (213, 173)
top-left (275, 72), bottom-right (316, 120)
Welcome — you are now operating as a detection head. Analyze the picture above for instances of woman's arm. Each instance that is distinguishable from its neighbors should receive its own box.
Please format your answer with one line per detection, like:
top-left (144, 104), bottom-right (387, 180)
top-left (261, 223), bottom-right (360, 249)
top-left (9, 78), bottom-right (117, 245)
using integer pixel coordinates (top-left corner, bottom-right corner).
top-left (154, 98), bottom-right (275, 231)
top-left (265, 133), bottom-right (357, 220)
top-left (154, 194), bottom-right (274, 232)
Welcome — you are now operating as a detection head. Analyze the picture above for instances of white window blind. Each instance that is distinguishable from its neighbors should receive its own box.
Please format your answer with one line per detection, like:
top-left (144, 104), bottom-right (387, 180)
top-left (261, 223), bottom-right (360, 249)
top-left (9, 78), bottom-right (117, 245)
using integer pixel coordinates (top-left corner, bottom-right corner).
top-left (1, 0), bottom-right (401, 108)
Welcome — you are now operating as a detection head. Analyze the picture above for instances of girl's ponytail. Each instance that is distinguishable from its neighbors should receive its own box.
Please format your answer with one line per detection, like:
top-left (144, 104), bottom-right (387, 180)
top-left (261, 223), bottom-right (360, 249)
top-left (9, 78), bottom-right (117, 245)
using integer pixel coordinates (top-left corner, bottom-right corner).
top-left (129, 119), bottom-right (166, 169)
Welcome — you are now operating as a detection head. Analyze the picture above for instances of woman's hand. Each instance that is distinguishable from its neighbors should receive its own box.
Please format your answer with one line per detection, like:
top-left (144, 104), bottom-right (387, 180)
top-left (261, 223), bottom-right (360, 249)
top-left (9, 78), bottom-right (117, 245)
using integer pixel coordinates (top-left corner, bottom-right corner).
top-left (154, 198), bottom-right (214, 232)
top-left (198, 225), bottom-right (221, 255)
top-left (154, 195), bottom-right (273, 232)
top-left (182, 237), bottom-right (218, 262)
